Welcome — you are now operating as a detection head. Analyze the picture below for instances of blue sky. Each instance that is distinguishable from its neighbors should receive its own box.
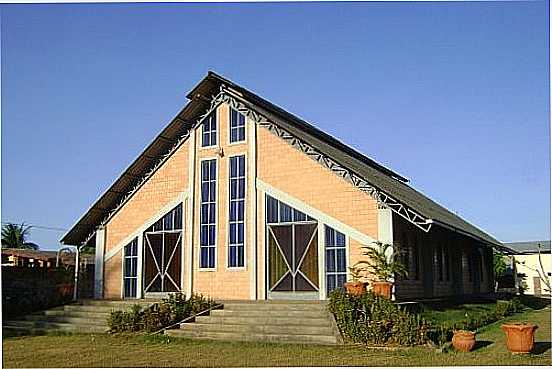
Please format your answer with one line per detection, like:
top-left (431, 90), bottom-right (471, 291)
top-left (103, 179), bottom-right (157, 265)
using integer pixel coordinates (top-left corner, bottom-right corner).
top-left (1, 2), bottom-right (549, 251)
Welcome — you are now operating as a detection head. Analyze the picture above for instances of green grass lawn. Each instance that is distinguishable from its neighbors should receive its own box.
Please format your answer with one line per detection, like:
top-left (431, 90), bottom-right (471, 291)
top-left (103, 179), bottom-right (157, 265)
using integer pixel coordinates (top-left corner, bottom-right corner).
top-left (420, 302), bottom-right (497, 325)
top-left (3, 307), bottom-right (551, 367)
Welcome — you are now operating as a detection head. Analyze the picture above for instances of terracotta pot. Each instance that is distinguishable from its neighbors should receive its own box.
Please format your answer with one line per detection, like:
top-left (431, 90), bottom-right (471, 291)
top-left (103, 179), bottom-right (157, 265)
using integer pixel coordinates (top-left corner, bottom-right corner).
top-left (371, 281), bottom-right (392, 299)
top-left (452, 330), bottom-right (476, 352)
top-left (501, 323), bottom-right (538, 354)
top-left (343, 281), bottom-right (366, 296)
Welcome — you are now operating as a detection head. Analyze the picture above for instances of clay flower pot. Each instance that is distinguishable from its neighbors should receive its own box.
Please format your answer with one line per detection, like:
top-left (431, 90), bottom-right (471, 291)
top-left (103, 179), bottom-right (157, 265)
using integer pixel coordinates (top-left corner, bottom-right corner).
top-left (343, 281), bottom-right (366, 296)
top-left (452, 330), bottom-right (476, 352)
top-left (501, 323), bottom-right (538, 354)
top-left (371, 281), bottom-right (393, 299)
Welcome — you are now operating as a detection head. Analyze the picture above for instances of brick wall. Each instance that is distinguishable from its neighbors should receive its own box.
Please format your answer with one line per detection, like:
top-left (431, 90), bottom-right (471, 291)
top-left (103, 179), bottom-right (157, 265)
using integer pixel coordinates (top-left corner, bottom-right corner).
top-left (257, 124), bottom-right (379, 276)
top-left (191, 103), bottom-right (251, 299)
top-left (103, 140), bottom-right (189, 298)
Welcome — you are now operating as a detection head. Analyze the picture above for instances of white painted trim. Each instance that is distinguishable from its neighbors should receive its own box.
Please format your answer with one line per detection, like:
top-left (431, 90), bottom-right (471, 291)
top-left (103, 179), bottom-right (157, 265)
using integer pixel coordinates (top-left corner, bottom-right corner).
top-left (377, 207), bottom-right (395, 299)
top-left (198, 156), bottom-right (219, 271)
top-left (249, 117), bottom-right (258, 300)
top-left (137, 233), bottom-right (144, 299)
top-left (94, 227), bottom-right (106, 299)
top-left (227, 105), bottom-right (247, 146)
top-left (186, 129), bottom-right (196, 297)
top-left (256, 179), bottom-right (377, 246)
top-left (345, 233), bottom-right (351, 283)
top-left (317, 222), bottom-right (326, 300)
top-left (225, 152), bottom-right (248, 270)
top-left (179, 199), bottom-right (187, 292)
top-left (104, 191), bottom-right (188, 262)
top-left (259, 189), bottom-right (266, 300)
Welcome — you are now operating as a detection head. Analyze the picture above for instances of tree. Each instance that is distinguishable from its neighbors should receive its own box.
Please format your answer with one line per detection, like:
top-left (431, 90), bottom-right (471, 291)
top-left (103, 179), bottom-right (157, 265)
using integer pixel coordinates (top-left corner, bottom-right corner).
top-left (493, 252), bottom-right (508, 279)
top-left (1, 223), bottom-right (40, 250)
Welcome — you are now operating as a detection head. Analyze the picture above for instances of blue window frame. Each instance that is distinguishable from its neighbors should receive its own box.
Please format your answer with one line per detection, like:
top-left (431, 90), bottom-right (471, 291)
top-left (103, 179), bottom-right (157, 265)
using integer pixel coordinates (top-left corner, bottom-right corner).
top-left (265, 195), bottom-right (315, 224)
top-left (200, 159), bottom-right (217, 268)
top-left (229, 108), bottom-right (246, 143)
top-left (228, 155), bottom-right (246, 267)
top-left (202, 112), bottom-right (217, 147)
top-left (325, 226), bottom-right (347, 295)
top-left (123, 237), bottom-right (138, 298)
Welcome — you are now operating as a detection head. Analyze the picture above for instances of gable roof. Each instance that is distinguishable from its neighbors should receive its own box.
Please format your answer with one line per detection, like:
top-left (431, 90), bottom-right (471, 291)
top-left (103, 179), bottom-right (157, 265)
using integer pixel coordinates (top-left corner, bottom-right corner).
top-left (61, 71), bottom-right (502, 248)
top-left (503, 241), bottom-right (551, 254)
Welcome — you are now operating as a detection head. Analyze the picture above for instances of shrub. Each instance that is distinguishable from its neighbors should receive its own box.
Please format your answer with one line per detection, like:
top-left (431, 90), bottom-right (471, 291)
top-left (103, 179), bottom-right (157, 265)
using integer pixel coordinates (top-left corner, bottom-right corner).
top-left (107, 293), bottom-right (217, 334)
top-left (329, 289), bottom-right (529, 347)
top-left (328, 288), bottom-right (430, 346)
top-left (107, 304), bottom-right (143, 333)
top-left (426, 298), bottom-right (526, 344)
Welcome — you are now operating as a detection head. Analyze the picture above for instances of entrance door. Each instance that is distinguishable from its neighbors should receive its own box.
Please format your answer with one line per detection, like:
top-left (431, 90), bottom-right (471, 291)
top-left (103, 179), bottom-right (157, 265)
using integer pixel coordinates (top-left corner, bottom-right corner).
top-left (142, 203), bottom-right (183, 296)
top-left (143, 231), bottom-right (182, 293)
top-left (267, 223), bottom-right (319, 298)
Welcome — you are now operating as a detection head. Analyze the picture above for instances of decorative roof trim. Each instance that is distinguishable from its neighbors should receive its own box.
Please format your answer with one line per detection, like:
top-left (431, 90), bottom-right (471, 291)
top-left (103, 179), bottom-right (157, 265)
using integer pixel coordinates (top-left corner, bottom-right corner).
top-left (214, 89), bottom-right (433, 233)
top-left (77, 128), bottom-right (192, 247)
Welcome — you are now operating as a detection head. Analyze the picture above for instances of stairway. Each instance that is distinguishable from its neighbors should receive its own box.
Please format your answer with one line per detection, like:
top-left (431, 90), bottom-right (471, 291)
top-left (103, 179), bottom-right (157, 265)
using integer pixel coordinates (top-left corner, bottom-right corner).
top-left (165, 300), bottom-right (342, 345)
top-left (3, 299), bottom-right (155, 336)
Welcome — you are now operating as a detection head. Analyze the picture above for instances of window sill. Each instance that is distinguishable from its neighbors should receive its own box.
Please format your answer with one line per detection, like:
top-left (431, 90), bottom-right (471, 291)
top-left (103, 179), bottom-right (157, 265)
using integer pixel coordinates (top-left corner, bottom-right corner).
top-left (198, 268), bottom-right (217, 272)
top-left (226, 266), bottom-right (247, 271)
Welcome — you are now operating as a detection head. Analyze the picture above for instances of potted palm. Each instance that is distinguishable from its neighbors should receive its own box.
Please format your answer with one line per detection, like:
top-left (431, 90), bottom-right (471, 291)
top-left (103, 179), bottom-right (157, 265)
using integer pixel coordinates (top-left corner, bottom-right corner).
top-left (351, 241), bottom-right (408, 299)
top-left (343, 267), bottom-right (368, 296)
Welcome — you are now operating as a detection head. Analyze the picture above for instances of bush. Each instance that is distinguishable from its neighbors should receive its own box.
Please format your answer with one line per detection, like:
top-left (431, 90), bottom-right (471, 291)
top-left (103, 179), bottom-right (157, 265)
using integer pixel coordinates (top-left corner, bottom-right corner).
top-left (107, 304), bottom-right (143, 333)
top-left (328, 289), bottom-right (430, 346)
top-left (328, 289), bottom-right (530, 347)
top-left (107, 293), bottom-right (217, 334)
top-left (427, 298), bottom-right (526, 344)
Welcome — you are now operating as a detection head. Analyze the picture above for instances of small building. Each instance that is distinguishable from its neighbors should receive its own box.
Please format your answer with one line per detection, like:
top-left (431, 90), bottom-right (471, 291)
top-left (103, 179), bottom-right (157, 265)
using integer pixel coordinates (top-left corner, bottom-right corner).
top-left (61, 72), bottom-right (502, 302)
top-left (1, 249), bottom-right (58, 268)
top-left (504, 241), bottom-right (551, 296)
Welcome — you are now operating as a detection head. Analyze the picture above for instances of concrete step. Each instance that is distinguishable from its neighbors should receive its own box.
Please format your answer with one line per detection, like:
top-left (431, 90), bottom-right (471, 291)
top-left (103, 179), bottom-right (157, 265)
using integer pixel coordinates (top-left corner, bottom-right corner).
top-left (179, 322), bottom-right (334, 336)
top-left (195, 315), bottom-right (330, 326)
top-left (77, 299), bottom-right (157, 307)
top-left (166, 328), bottom-right (338, 345)
top-left (22, 314), bottom-right (107, 327)
top-left (63, 305), bottom-right (131, 313)
top-left (43, 310), bottom-right (110, 319)
top-left (210, 309), bottom-right (326, 318)
top-left (221, 302), bottom-right (327, 312)
top-left (4, 320), bottom-right (106, 333)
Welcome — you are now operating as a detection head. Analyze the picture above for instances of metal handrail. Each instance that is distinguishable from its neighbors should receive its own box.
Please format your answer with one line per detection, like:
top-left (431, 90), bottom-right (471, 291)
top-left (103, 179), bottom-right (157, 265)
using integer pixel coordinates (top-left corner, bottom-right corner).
top-left (149, 303), bottom-right (224, 335)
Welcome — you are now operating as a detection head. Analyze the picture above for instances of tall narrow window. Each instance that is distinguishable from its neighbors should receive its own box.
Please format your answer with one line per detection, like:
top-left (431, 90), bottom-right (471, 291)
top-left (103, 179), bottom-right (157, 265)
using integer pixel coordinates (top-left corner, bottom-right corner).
top-left (229, 108), bottom-right (246, 143)
top-left (325, 226), bottom-right (347, 295)
top-left (438, 245), bottom-right (444, 281)
top-left (202, 112), bottom-right (217, 147)
top-left (228, 155), bottom-right (246, 267)
top-left (400, 232), bottom-right (410, 280)
top-left (434, 245), bottom-right (443, 281)
top-left (412, 238), bottom-right (420, 280)
top-left (467, 251), bottom-right (473, 282)
top-left (123, 238), bottom-right (138, 298)
top-left (444, 246), bottom-right (451, 281)
top-left (200, 159), bottom-right (217, 268)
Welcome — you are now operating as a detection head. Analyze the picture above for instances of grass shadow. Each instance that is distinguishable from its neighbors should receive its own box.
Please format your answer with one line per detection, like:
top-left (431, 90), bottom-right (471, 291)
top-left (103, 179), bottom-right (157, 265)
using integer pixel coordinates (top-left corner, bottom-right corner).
top-left (473, 340), bottom-right (493, 351)
top-left (532, 341), bottom-right (551, 355)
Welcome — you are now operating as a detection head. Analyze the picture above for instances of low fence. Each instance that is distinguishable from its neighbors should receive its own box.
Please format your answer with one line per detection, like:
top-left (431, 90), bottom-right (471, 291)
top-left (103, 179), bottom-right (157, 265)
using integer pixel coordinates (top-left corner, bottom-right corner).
top-left (2, 266), bottom-right (77, 319)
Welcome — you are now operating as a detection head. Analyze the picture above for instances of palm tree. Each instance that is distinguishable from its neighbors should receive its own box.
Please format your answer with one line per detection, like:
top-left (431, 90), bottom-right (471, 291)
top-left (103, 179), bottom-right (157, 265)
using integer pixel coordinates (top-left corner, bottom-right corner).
top-left (1, 223), bottom-right (40, 250)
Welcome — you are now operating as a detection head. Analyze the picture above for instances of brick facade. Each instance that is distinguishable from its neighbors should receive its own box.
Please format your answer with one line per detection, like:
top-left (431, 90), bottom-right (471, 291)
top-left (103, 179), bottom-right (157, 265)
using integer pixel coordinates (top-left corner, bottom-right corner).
top-left (103, 140), bottom-right (189, 298)
top-left (99, 100), bottom-right (494, 301)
